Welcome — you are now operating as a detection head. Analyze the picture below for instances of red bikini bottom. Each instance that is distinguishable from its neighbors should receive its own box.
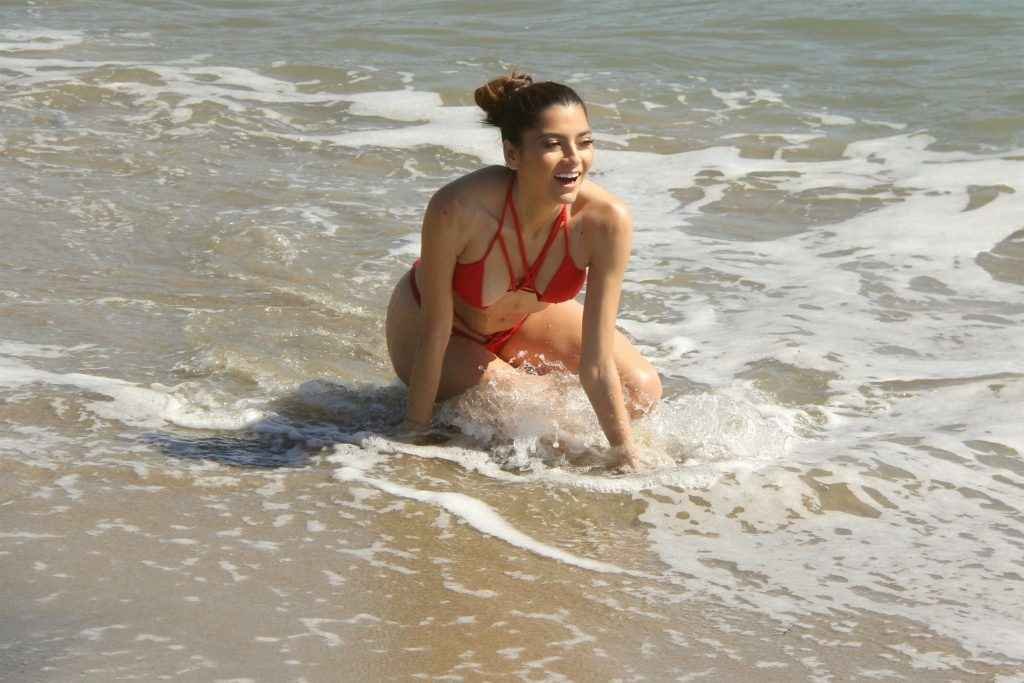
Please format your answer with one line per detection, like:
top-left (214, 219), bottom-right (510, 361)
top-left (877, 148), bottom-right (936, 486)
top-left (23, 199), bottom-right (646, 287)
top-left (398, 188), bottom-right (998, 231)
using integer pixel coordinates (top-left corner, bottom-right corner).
top-left (408, 266), bottom-right (528, 356)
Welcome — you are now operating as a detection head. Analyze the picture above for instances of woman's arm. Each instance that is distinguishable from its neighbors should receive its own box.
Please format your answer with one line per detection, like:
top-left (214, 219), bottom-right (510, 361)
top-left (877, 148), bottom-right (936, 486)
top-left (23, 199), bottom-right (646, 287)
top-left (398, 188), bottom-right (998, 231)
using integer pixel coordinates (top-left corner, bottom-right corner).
top-left (403, 188), bottom-right (463, 429)
top-left (578, 202), bottom-right (639, 470)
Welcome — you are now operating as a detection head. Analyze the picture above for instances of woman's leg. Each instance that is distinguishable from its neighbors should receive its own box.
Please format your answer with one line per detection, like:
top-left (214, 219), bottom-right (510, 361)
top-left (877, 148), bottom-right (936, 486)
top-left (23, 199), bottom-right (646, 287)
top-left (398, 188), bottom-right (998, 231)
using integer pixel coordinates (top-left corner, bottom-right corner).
top-left (385, 271), bottom-right (513, 400)
top-left (498, 300), bottom-right (662, 416)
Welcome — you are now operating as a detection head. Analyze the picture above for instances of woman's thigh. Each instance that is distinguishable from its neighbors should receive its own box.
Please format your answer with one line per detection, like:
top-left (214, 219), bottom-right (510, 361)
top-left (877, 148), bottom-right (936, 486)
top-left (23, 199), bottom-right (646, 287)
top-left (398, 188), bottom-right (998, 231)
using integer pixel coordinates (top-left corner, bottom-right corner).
top-left (500, 300), bottom-right (662, 412)
top-left (385, 272), bottom-right (511, 400)
top-left (499, 299), bottom-right (629, 372)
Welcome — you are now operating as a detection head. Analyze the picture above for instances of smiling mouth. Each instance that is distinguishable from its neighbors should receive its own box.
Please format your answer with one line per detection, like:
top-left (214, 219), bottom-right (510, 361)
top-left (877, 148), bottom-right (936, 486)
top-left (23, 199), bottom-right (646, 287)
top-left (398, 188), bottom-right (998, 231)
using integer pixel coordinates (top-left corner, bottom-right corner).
top-left (555, 171), bottom-right (581, 185)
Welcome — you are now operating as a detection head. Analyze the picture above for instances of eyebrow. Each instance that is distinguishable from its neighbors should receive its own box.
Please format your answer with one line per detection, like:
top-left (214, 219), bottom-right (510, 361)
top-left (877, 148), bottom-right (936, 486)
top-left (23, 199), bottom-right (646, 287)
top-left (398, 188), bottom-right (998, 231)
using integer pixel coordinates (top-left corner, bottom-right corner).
top-left (538, 130), bottom-right (593, 138)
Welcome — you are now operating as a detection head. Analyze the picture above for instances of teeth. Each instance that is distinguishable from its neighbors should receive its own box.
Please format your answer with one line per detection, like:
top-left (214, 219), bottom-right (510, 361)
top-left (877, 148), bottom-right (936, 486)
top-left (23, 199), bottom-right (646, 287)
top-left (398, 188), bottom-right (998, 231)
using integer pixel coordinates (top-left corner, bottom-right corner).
top-left (556, 173), bottom-right (580, 180)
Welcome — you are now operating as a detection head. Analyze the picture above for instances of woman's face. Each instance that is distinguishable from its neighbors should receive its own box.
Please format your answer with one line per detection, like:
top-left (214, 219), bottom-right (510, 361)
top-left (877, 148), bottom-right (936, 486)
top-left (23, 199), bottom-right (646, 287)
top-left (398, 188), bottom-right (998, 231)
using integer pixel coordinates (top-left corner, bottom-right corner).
top-left (505, 103), bottom-right (594, 205)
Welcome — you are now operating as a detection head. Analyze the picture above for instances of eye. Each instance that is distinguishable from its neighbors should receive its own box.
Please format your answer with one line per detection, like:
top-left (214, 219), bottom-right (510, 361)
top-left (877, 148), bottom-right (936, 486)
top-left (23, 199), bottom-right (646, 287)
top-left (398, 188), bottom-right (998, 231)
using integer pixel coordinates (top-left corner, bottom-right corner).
top-left (544, 139), bottom-right (560, 148)
top-left (580, 138), bottom-right (594, 147)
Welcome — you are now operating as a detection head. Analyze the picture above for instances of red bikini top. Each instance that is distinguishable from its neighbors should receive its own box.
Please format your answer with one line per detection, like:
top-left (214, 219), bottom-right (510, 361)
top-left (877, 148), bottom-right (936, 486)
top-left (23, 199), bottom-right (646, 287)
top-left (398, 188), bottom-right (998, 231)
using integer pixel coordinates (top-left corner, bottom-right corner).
top-left (448, 177), bottom-right (587, 309)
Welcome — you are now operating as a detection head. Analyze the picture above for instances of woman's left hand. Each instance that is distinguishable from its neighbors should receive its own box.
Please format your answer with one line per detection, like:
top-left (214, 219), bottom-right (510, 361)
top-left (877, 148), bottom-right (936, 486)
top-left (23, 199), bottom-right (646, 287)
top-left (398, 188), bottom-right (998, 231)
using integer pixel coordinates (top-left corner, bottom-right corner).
top-left (610, 443), bottom-right (642, 473)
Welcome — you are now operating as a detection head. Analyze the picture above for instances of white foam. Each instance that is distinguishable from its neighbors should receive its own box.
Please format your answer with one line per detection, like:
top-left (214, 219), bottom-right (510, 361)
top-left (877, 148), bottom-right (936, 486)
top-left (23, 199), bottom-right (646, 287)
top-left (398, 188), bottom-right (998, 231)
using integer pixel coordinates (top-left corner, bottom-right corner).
top-left (293, 100), bottom-right (500, 163)
top-left (298, 619), bottom-right (343, 648)
top-left (0, 355), bottom-right (175, 428)
top-left (0, 532), bottom-right (62, 539)
top-left (79, 624), bottom-right (128, 641)
top-left (54, 474), bottom-right (82, 501)
top-left (344, 90), bottom-right (443, 121)
top-left (639, 378), bottom-right (1024, 660)
top-left (710, 88), bottom-right (784, 111)
top-left (0, 340), bottom-right (91, 359)
top-left (434, 374), bottom-right (795, 489)
top-left (444, 581), bottom-right (497, 599)
top-left (863, 118), bottom-right (908, 130)
top-left (322, 570), bottom-right (346, 587)
top-left (0, 29), bottom-right (84, 53)
top-left (329, 444), bottom-right (634, 575)
top-left (810, 112), bottom-right (857, 126)
top-left (219, 561), bottom-right (248, 582)
top-left (0, 349), bottom-right (266, 430)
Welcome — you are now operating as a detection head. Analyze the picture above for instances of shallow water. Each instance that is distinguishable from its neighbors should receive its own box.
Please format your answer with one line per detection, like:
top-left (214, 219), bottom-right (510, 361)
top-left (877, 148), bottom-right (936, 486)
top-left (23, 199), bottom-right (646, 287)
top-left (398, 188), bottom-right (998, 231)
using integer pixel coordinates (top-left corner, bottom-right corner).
top-left (2, 2), bottom-right (1023, 680)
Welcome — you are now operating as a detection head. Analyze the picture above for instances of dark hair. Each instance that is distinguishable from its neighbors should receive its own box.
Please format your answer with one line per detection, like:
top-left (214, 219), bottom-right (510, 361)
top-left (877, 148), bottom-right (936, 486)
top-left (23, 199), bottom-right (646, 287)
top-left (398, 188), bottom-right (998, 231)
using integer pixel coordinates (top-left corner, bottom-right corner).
top-left (474, 70), bottom-right (588, 145)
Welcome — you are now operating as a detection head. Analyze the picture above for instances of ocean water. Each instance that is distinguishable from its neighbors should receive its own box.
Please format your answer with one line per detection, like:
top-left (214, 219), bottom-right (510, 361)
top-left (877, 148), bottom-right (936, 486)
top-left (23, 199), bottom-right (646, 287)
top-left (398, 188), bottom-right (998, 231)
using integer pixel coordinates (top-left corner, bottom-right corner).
top-left (2, 2), bottom-right (1023, 680)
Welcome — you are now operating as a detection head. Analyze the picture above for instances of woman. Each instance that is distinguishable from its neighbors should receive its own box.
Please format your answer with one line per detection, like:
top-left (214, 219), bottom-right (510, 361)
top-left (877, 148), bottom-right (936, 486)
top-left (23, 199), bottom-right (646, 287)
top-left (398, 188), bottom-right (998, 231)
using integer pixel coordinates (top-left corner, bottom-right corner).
top-left (385, 72), bottom-right (662, 470)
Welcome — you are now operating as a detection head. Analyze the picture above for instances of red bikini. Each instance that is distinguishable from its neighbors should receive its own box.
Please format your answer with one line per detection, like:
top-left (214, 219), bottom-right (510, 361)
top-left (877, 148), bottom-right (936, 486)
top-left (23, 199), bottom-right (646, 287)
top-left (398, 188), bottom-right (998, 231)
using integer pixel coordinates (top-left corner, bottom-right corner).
top-left (409, 176), bottom-right (587, 355)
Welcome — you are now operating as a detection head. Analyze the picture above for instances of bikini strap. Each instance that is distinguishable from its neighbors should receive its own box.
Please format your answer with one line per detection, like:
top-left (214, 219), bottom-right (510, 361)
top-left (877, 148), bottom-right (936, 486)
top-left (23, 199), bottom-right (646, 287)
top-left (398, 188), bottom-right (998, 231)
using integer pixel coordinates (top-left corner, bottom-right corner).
top-left (506, 182), bottom-right (569, 291)
top-left (476, 182), bottom-right (512, 262)
top-left (505, 179), bottom-right (532, 284)
top-left (467, 178), bottom-right (517, 292)
top-left (522, 205), bottom-right (567, 289)
top-left (561, 210), bottom-right (573, 262)
top-left (493, 179), bottom-right (517, 287)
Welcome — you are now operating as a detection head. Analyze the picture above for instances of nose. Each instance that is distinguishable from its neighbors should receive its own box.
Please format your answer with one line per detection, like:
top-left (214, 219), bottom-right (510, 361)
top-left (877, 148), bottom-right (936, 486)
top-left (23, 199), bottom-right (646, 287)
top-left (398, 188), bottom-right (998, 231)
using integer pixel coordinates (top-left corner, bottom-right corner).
top-left (563, 141), bottom-right (579, 162)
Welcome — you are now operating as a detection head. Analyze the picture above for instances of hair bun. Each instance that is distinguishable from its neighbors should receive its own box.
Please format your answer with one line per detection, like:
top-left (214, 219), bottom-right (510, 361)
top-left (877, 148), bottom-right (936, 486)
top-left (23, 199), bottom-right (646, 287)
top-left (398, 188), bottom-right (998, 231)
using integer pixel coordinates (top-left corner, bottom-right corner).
top-left (474, 70), bottom-right (533, 126)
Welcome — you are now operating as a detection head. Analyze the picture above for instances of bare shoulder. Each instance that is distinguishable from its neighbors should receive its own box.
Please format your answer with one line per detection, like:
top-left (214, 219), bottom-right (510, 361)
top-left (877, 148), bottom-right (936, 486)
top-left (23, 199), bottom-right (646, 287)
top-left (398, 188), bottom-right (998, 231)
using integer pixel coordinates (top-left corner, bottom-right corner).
top-left (424, 166), bottom-right (509, 239)
top-left (575, 179), bottom-right (633, 243)
top-left (435, 166), bottom-right (509, 218)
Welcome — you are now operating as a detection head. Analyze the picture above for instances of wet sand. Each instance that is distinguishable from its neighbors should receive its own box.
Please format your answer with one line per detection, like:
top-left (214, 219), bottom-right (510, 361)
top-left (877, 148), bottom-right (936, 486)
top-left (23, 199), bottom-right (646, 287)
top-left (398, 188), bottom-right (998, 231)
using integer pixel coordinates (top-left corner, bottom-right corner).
top-left (3, 447), bottom-right (1020, 682)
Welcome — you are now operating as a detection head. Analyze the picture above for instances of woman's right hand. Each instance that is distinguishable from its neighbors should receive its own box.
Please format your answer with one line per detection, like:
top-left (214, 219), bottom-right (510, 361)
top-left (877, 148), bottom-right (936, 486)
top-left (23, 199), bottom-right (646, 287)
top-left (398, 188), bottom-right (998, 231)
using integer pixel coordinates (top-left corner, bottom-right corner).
top-left (390, 416), bottom-right (430, 440)
top-left (389, 417), bottom-right (452, 447)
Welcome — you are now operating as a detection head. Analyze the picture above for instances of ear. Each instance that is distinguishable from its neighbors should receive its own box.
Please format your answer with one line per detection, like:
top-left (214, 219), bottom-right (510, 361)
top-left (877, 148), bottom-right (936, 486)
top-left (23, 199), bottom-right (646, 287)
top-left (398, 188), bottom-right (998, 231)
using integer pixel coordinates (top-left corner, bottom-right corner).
top-left (502, 140), bottom-right (520, 170)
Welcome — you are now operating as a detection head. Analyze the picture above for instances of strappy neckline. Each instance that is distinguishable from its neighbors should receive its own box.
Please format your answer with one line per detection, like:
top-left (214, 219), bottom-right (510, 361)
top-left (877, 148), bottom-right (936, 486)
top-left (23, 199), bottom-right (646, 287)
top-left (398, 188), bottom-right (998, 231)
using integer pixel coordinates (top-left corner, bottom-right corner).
top-left (455, 177), bottom-right (567, 290)
top-left (505, 179), bottom-right (568, 293)
top-left (447, 174), bottom-right (585, 310)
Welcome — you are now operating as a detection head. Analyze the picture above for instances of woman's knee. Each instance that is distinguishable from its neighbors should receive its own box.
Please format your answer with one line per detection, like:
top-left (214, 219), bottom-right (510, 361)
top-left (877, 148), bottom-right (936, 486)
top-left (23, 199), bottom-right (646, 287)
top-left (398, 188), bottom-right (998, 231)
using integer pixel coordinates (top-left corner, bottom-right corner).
top-left (624, 364), bottom-right (662, 416)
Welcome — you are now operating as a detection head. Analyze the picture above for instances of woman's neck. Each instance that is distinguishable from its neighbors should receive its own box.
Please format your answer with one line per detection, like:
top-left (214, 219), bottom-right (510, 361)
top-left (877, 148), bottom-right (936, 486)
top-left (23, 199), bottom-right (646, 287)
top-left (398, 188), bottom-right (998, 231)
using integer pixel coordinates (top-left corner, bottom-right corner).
top-left (511, 175), bottom-right (565, 238)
